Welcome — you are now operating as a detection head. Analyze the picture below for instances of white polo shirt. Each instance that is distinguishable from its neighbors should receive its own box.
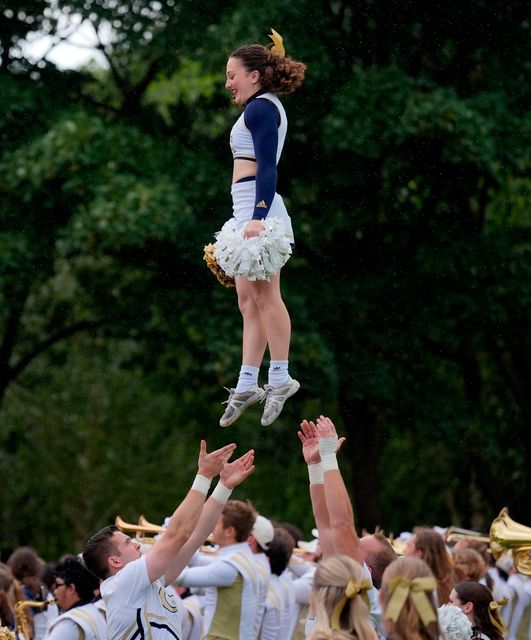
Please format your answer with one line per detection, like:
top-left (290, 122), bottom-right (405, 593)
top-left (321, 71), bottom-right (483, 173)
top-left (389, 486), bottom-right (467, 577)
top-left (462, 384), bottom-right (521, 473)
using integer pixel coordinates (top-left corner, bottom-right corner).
top-left (101, 554), bottom-right (182, 640)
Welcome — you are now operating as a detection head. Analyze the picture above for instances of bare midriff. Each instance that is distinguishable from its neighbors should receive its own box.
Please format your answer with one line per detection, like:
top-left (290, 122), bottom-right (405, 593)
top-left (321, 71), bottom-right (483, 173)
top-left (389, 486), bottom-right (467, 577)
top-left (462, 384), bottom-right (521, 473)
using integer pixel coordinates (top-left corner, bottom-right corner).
top-left (232, 158), bottom-right (257, 184)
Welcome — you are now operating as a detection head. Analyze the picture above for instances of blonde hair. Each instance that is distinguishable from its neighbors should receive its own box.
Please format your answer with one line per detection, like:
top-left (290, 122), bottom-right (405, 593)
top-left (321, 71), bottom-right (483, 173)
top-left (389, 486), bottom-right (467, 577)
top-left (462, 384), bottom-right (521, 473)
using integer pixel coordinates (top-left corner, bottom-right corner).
top-left (308, 555), bottom-right (378, 640)
top-left (381, 557), bottom-right (439, 640)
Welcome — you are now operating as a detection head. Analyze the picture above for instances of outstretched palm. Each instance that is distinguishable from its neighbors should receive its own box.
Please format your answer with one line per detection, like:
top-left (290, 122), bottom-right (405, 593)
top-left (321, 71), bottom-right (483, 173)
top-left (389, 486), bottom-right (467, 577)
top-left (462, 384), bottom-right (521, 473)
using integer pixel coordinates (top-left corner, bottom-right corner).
top-left (197, 440), bottom-right (237, 479)
top-left (298, 420), bottom-right (321, 465)
top-left (220, 449), bottom-right (255, 489)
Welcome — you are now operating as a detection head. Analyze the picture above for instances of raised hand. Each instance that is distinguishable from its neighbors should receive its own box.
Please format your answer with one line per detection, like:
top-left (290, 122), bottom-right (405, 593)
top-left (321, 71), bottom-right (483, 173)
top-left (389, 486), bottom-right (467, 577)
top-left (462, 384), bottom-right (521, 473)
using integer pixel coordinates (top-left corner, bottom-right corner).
top-left (219, 449), bottom-right (255, 489)
top-left (298, 419), bottom-right (321, 464)
top-left (314, 416), bottom-right (346, 452)
top-left (197, 440), bottom-right (237, 479)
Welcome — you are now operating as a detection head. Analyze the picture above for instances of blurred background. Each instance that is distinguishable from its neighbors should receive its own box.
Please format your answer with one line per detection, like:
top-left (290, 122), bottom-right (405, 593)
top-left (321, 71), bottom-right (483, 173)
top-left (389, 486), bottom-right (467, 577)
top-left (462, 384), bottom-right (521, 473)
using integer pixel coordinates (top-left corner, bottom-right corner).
top-left (0, 0), bottom-right (530, 560)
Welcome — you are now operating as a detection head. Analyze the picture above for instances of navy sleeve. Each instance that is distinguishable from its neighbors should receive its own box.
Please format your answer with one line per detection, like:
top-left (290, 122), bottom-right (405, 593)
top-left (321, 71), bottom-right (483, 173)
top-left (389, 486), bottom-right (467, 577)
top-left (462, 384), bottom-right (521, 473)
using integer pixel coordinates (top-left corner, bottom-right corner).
top-left (244, 98), bottom-right (279, 220)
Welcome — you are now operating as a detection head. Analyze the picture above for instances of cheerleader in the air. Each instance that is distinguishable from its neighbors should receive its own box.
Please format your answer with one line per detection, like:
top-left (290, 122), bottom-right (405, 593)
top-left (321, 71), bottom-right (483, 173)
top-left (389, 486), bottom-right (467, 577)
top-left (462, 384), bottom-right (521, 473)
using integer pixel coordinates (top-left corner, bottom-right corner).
top-left (214, 31), bottom-right (306, 427)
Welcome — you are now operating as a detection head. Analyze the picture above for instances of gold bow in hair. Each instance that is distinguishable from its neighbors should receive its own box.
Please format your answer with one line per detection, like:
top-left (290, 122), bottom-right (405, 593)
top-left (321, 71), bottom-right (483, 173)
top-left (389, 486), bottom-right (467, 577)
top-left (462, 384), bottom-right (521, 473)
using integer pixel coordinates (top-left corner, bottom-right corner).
top-left (384, 576), bottom-right (437, 628)
top-left (268, 28), bottom-right (285, 57)
top-left (489, 598), bottom-right (508, 610)
top-left (330, 580), bottom-right (372, 630)
top-left (488, 599), bottom-right (509, 634)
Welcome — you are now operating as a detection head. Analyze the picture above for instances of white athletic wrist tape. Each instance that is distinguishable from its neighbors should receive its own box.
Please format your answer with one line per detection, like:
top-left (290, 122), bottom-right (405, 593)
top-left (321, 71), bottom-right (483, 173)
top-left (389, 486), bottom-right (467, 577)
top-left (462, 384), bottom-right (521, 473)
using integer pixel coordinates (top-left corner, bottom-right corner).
top-left (319, 436), bottom-right (339, 472)
top-left (308, 462), bottom-right (324, 484)
top-left (212, 482), bottom-right (232, 504)
top-left (321, 454), bottom-right (339, 472)
top-left (319, 435), bottom-right (338, 456)
top-left (191, 474), bottom-right (212, 496)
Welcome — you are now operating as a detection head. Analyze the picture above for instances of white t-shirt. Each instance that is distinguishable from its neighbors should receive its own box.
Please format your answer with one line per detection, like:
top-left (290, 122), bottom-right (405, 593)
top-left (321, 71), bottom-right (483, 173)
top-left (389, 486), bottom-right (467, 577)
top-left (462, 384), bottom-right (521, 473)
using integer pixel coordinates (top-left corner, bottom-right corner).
top-left (101, 554), bottom-right (182, 640)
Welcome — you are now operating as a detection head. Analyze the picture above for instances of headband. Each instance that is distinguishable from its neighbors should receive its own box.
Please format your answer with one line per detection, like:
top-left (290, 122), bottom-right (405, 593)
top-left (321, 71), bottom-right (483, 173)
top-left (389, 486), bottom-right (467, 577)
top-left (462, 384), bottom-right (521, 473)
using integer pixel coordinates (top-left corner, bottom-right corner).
top-left (384, 576), bottom-right (437, 628)
top-left (330, 579), bottom-right (372, 630)
top-left (488, 599), bottom-right (508, 634)
top-left (268, 29), bottom-right (285, 58)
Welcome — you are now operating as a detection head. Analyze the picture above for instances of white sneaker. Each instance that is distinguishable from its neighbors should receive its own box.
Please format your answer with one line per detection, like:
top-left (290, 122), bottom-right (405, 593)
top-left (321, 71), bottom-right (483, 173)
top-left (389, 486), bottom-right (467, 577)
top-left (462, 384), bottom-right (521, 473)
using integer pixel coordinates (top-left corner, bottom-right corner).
top-left (261, 378), bottom-right (300, 426)
top-left (219, 384), bottom-right (266, 427)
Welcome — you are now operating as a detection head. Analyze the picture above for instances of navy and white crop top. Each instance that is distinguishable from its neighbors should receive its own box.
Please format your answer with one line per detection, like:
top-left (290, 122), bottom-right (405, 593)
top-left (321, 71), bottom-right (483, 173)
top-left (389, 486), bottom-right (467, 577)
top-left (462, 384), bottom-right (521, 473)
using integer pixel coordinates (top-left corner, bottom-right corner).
top-left (230, 91), bottom-right (287, 220)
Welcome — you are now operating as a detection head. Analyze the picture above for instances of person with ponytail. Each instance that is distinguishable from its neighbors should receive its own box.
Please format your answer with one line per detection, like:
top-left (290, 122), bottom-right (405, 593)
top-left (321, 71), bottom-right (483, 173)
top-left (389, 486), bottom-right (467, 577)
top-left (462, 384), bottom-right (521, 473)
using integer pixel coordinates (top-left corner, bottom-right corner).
top-left (449, 581), bottom-right (507, 640)
top-left (307, 554), bottom-right (378, 640)
top-left (216, 30), bottom-right (306, 428)
top-left (380, 557), bottom-right (440, 640)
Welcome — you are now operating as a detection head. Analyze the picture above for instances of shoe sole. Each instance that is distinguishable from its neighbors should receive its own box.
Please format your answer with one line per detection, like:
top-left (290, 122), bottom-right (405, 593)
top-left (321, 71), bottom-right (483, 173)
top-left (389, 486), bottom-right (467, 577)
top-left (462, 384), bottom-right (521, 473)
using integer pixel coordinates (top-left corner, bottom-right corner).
top-left (219, 392), bottom-right (265, 427)
top-left (261, 380), bottom-right (300, 426)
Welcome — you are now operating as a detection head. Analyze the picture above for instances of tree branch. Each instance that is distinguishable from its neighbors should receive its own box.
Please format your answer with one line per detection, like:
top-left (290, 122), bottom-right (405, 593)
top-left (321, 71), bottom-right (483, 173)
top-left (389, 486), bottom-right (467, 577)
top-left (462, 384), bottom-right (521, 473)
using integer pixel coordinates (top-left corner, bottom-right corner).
top-left (8, 320), bottom-right (104, 384)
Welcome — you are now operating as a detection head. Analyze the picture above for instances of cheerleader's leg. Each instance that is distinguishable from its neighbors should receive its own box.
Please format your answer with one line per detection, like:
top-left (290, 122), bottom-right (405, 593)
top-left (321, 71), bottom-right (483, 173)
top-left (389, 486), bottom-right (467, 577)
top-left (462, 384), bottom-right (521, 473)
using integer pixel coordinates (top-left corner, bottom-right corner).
top-left (236, 277), bottom-right (268, 366)
top-left (247, 271), bottom-right (291, 360)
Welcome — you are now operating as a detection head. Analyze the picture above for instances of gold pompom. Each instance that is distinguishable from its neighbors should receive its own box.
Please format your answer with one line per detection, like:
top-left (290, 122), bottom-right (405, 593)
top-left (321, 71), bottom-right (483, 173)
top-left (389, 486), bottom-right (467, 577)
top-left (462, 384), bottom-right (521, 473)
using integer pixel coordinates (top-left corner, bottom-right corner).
top-left (0, 628), bottom-right (16, 640)
top-left (203, 243), bottom-right (235, 288)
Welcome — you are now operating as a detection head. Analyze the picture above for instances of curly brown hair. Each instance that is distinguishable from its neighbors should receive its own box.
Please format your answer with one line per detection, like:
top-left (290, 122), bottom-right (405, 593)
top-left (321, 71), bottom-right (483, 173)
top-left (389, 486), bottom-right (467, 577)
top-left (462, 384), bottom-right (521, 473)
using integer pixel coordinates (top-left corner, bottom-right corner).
top-left (230, 44), bottom-right (306, 95)
top-left (452, 548), bottom-right (487, 583)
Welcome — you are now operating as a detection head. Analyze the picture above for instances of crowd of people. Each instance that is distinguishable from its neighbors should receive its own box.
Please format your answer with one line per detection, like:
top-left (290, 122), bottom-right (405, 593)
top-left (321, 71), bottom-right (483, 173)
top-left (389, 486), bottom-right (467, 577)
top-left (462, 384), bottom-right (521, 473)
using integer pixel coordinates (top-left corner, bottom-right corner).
top-left (1, 419), bottom-right (530, 640)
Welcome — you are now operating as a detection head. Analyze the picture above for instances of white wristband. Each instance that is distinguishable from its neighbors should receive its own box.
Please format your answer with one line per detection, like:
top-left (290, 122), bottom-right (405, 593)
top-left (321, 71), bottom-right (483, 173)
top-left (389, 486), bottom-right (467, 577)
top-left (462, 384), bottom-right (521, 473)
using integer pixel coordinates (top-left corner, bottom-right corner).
top-left (319, 436), bottom-right (339, 472)
top-left (321, 453), bottom-right (339, 472)
top-left (319, 436), bottom-right (338, 457)
top-left (212, 482), bottom-right (232, 504)
top-left (191, 474), bottom-right (212, 496)
top-left (308, 463), bottom-right (324, 484)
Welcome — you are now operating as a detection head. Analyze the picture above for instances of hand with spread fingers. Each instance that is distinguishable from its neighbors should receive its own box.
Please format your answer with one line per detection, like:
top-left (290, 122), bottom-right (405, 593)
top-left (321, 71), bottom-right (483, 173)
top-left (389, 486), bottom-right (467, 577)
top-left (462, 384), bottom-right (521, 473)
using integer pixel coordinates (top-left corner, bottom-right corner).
top-left (315, 415), bottom-right (338, 438)
top-left (220, 449), bottom-right (256, 489)
top-left (298, 419), bottom-right (321, 464)
top-left (197, 440), bottom-right (237, 479)
top-left (299, 416), bottom-right (346, 460)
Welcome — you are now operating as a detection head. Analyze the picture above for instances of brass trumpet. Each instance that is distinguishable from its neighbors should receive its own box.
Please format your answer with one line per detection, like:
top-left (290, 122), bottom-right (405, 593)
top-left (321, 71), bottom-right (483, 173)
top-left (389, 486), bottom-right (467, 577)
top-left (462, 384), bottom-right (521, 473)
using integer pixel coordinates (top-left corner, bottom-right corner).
top-left (490, 507), bottom-right (531, 576)
top-left (115, 515), bottom-right (164, 544)
top-left (445, 527), bottom-right (490, 544)
top-left (115, 515), bottom-right (219, 554)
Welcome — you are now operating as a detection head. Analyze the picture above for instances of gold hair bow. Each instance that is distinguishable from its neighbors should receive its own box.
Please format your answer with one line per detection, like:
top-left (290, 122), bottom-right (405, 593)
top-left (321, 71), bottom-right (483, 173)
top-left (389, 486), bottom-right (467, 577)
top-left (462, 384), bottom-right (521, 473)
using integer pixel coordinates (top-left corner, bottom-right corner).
top-left (489, 598), bottom-right (509, 610)
top-left (488, 599), bottom-right (508, 634)
top-left (330, 580), bottom-right (372, 630)
top-left (268, 29), bottom-right (285, 57)
top-left (384, 576), bottom-right (437, 628)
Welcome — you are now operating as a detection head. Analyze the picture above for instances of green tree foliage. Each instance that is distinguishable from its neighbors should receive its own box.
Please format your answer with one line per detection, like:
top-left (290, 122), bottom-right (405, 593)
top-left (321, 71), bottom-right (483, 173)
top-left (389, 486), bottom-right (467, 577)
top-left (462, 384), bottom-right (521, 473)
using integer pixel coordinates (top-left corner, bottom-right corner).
top-left (0, 0), bottom-right (530, 557)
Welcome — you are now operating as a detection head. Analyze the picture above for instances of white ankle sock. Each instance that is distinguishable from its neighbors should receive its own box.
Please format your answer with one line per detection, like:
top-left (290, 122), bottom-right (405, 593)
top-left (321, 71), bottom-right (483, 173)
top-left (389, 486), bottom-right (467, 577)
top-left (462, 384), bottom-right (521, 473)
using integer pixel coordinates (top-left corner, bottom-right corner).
top-left (234, 365), bottom-right (260, 393)
top-left (268, 360), bottom-right (290, 388)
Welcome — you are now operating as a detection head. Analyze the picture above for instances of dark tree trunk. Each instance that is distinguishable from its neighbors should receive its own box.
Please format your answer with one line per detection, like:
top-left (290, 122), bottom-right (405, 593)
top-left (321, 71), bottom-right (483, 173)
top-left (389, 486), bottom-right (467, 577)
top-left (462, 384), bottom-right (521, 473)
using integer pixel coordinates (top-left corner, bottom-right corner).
top-left (338, 394), bottom-right (382, 532)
